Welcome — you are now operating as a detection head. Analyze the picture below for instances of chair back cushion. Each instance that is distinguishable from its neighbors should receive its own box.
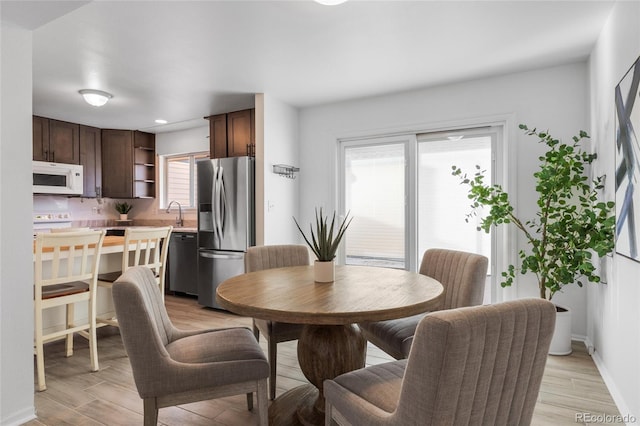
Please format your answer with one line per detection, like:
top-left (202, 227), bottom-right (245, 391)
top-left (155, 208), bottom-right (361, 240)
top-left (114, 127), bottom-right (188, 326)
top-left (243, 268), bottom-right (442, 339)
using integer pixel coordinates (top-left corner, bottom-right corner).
top-left (420, 248), bottom-right (488, 310)
top-left (400, 298), bottom-right (555, 425)
top-left (245, 244), bottom-right (310, 272)
top-left (113, 267), bottom-right (181, 397)
top-left (113, 266), bottom-right (174, 346)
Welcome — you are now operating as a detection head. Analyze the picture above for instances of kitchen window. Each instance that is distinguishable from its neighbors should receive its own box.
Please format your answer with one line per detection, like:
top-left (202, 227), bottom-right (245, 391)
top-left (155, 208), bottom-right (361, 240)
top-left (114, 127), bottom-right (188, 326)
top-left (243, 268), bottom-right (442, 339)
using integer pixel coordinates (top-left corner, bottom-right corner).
top-left (161, 152), bottom-right (208, 209)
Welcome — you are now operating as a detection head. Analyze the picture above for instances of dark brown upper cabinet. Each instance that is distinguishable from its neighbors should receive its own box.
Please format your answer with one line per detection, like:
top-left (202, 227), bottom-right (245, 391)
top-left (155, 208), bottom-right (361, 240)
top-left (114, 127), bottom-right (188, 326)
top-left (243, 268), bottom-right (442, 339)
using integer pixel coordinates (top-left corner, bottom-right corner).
top-left (79, 125), bottom-right (102, 198)
top-left (33, 116), bottom-right (80, 164)
top-left (205, 108), bottom-right (255, 158)
top-left (101, 129), bottom-right (155, 199)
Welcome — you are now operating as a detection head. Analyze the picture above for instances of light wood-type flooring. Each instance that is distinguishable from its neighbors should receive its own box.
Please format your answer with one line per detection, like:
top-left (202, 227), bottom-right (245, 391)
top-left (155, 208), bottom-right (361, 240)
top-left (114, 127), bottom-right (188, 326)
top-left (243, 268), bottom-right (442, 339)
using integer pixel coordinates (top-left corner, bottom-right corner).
top-left (26, 294), bottom-right (622, 425)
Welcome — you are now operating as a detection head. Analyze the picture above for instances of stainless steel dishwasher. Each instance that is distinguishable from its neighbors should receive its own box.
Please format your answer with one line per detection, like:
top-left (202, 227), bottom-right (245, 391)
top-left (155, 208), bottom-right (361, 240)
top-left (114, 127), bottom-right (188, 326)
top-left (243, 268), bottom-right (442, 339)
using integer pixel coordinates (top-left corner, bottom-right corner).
top-left (168, 231), bottom-right (198, 295)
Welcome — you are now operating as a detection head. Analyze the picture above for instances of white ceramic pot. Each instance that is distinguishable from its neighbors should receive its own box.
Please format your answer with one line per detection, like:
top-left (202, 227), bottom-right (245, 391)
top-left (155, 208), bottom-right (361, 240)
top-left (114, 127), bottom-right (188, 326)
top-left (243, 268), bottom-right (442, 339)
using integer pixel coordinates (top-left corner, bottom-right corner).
top-left (314, 260), bottom-right (335, 282)
top-left (549, 305), bottom-right (572, 356)
top-left (119, 213), bottom-right (128, 220)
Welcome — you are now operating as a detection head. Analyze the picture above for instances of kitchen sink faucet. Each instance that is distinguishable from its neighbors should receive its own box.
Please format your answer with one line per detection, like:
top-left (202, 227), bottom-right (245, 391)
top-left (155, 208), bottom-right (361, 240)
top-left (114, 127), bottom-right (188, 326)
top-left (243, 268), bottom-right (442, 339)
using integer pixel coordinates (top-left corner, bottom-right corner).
top-left (166, 201), bottom-right (183, 227)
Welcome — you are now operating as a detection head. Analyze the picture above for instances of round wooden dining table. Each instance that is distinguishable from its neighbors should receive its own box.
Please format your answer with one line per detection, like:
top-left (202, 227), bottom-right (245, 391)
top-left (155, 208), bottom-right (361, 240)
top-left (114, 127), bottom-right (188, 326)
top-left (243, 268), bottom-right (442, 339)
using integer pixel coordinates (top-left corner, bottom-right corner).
top-left (216, 264), bottom-right (444, 426)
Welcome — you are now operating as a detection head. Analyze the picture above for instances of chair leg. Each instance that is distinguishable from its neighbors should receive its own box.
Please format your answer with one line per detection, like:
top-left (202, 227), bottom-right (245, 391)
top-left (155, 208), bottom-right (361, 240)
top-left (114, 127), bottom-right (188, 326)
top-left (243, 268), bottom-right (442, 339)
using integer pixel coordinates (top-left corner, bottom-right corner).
top-left (143, 398), bottom-right (159, 426)
top-left (268, 336), bottom-right (277, 400)
top-left (252, 320), bottom-right (260, 341)
top-left (65, 303), bottom-right (74, 357)
top-left (246, 392), bottom-right (253, 411)
top-left (34, 307), bottom-right (46, 391)
top-left (88, 296), bottom-right (99, 372)
top-left (257, 379), bottom-right (268, 426)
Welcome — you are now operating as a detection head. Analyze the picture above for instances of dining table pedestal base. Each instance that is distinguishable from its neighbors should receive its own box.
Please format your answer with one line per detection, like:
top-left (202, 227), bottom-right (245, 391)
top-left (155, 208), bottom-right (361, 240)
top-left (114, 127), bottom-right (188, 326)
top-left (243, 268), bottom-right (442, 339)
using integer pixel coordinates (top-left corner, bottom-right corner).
top-left (269, 323), bottom-right (366, 426)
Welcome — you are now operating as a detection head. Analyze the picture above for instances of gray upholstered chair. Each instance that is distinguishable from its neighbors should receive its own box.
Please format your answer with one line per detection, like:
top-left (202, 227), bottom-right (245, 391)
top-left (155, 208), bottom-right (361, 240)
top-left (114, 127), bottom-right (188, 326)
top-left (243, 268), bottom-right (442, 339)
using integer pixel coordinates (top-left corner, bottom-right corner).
top-left (325, 298), bottom-right (556, 426)
top-left (112, 267), bottom-right (269, 426)
top-left (359, 248), bottom-right (488, 360)
top-left (245, 244), bottom-right (310, 399)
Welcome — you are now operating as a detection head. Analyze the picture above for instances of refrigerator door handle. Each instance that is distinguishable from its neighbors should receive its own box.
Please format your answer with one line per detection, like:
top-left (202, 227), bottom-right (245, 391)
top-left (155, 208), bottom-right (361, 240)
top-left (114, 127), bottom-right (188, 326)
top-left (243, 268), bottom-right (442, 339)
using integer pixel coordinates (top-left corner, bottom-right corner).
top-left (213, 165), bottom-right (221, 242)
top-left (216, 166), bottom-right (227, 237)
top-left (213, 165), bottom-right (227, 241)
top-left (199, 251), bottom-right (245, 260)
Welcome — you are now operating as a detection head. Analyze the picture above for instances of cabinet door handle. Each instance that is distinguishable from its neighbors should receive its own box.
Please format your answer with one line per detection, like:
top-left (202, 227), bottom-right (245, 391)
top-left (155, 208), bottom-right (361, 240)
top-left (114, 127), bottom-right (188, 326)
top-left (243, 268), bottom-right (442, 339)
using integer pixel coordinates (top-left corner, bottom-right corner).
top-left (44, 150), bottom-right (49, 161)
top-left (51, 151), bottom-right (55, 162)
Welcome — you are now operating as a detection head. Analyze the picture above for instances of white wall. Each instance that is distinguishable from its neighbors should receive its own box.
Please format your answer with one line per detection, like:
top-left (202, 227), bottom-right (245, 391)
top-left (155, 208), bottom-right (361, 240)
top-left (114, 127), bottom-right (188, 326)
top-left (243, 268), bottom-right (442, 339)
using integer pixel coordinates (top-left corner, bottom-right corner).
top-left (588, 1), bottom-right (640, 421)
top-left (262, 94), bottom-right (300, 244)
top-left (155, 125), bottom-right (208, 156)
top-left (299, 62), bottom-right (590, 334)
top-left (0, 23), bottom-right (36, 425)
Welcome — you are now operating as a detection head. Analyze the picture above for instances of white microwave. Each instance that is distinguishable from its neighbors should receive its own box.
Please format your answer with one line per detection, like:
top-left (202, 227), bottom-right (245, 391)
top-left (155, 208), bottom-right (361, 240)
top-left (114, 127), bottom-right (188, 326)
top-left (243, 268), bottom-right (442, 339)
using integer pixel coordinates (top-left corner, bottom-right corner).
top-left (33, 161), bottom-right (83, 195)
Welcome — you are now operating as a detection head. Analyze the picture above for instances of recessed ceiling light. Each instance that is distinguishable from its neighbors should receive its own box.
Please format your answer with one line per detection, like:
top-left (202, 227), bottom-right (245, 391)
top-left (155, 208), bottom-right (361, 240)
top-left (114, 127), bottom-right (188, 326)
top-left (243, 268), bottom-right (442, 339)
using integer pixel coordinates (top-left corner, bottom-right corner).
top-left (155, 119), bottom-right (168, 124)
top-left (78, 89), bottom-right (113, 107)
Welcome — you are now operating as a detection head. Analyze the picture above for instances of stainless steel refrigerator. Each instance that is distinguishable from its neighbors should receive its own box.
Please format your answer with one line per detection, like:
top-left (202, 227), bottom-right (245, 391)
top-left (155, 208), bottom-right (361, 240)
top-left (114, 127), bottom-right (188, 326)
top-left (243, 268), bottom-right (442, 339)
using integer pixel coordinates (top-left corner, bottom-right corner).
top-left (197, 156), bottom-right (255, 309)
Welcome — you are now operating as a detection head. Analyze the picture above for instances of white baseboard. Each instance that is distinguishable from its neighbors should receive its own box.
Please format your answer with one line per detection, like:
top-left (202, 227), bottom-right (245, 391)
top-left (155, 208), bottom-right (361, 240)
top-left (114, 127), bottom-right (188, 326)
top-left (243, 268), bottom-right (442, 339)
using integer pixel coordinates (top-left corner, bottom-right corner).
top-left (1, 406), bottom-right (36, 426)
top-left (583, 338), bottom-right (639, 426)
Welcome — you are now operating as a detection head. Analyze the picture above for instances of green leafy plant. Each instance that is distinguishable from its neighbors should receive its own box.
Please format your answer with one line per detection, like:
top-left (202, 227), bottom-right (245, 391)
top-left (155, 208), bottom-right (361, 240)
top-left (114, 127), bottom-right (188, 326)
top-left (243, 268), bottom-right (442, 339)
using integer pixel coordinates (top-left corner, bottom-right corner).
top-left (294, 208), bottom-right (352, 261)
top-left (114, 201), bottom-right (133, 215)
top-left (452, 124), bottom-right (615, 300)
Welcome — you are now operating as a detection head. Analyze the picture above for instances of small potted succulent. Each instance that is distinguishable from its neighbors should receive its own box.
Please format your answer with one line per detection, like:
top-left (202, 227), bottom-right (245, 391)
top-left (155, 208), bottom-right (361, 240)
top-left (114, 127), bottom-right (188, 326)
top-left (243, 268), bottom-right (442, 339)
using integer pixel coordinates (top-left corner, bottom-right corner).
top-left (294, 208), bottom-right (352, 282)
top-left (114, 201), bottom-right (133, 221)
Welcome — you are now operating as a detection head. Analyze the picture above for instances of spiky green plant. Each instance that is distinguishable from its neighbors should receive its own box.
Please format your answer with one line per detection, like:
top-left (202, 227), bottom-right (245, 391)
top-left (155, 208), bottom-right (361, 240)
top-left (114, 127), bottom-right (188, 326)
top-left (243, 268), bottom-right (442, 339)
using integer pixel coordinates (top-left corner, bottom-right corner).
top-left (294, 208), bottom-right (352, 261)
top-left (114, 201), bottom-right (133, 214)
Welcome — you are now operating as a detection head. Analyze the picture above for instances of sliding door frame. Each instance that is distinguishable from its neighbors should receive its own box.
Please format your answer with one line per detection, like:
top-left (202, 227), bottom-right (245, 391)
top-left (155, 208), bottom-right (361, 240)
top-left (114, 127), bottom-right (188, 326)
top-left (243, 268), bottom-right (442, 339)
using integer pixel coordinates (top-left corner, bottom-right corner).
top-left (336, 115), bottom-right (515, 304)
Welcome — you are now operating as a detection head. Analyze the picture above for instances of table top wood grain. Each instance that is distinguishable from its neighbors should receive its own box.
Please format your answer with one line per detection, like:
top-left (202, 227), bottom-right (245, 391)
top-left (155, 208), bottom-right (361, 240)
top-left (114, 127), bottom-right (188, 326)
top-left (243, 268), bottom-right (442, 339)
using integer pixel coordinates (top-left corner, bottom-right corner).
top-left (216, 265), bottom-right (444, 325)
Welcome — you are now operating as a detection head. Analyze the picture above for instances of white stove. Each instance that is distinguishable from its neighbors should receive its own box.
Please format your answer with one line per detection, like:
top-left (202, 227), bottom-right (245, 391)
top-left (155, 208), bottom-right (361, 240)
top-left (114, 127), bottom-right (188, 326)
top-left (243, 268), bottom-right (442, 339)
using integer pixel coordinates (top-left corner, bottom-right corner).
top-left (33, 211), bottom-right (73, 234)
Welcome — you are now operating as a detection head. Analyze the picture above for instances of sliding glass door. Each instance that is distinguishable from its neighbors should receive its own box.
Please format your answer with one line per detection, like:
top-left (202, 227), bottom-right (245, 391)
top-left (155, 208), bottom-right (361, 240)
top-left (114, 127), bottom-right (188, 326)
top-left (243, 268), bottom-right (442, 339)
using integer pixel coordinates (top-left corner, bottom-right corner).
top-left (340, 127), bottom-right (498, 301)
top-left (342, 139), bottom-right (407, 269)
top-left (417, 130), bottom-right (493, 270)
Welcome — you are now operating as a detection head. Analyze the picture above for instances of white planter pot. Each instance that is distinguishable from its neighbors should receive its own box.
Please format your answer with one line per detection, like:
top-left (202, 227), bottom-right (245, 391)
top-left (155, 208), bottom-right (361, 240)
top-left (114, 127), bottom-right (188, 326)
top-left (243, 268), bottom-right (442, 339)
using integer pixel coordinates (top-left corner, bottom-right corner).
top-left (549, 305), bottom-right (572, 356)
top-left (119, 213), bottom-right (128, 221)
top-left (314, 260), bottom-right (335, 283)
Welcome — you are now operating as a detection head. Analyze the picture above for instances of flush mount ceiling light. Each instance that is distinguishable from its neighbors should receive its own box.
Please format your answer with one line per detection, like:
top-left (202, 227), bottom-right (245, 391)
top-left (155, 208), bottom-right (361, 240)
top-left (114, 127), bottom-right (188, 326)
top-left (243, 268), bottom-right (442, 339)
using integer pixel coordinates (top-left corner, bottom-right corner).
top-left (78, 89), bottom-right (113, 107)
top-left (155, 119), bottom-right (168, 124)
top-left (314, 0), bottom-right (348, 5)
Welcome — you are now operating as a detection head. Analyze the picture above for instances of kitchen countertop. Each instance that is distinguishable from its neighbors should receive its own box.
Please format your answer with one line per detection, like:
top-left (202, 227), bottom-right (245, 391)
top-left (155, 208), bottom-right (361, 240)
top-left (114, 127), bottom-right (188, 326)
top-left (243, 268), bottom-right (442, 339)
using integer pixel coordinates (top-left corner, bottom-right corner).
top-left (34, 235), bottom-right (128, 253)
top-left (91, 226), bottom-right (197, 233)
top-left (34, 228), bottom-right (197, 256)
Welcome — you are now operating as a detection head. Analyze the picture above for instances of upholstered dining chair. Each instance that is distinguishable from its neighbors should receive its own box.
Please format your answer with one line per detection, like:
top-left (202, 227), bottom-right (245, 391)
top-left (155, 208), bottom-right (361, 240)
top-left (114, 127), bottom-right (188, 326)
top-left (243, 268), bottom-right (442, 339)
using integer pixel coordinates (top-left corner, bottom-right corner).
top-left (112, 266), bottom-right (269, 426)
top-left (97, 226), bottom-right (172, 327)
top-left (359, 248), bottom-right (488, 360)
top-left (245, 244), bottom-right (310, 399)
top-left (34, 229), bottom-right (106, 391)
top-left (325, 298), bottom-right (556, 426)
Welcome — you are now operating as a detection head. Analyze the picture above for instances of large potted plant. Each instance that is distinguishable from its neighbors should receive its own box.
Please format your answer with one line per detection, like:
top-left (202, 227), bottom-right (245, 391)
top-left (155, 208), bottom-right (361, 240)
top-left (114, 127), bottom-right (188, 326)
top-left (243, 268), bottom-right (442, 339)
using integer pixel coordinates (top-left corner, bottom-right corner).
top-left (294, 208), bottom-right (352, 282)
top-left (452, 124), bottom-right (615, 355)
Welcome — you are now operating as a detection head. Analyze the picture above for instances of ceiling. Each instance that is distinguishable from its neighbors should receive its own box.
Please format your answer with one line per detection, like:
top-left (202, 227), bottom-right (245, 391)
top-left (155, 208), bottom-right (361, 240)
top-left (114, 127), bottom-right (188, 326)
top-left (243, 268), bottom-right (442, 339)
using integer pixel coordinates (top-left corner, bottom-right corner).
top-left (2, 1), bottom-right (615, 133)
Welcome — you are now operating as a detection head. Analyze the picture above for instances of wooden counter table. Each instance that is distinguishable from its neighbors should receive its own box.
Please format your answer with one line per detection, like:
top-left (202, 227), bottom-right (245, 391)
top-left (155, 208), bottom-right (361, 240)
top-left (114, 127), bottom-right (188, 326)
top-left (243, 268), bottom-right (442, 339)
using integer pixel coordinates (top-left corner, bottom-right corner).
top-left (216, 264), bottom-right (444, 426)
